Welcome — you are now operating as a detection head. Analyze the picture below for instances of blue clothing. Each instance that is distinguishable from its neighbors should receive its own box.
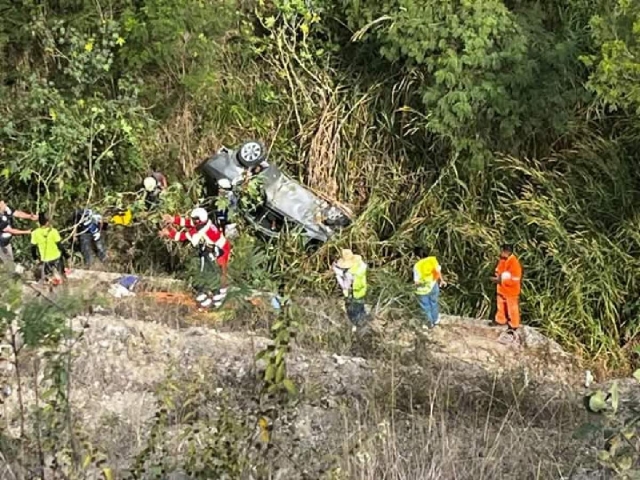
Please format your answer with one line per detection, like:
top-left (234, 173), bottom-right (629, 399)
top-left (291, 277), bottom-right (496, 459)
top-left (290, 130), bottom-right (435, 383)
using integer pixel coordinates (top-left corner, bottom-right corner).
top-left (417, 283), bottom-right (440, 327)
top-left (346, 298), bottom-right (368, 326)
top-left (117, 275), bottom-right (139, 291)
top-left (72, 209), bottom-right (102, 239)
top-left (70, 209), bottom-right (106, 265)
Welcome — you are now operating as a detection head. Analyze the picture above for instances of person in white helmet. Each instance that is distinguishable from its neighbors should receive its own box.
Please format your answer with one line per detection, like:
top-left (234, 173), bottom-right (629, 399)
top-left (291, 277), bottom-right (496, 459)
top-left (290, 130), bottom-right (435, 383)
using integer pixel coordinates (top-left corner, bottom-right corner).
top-left (143, 171), bottom-right (167, 211)
top-left (160, 207), bottom-right (232, 309)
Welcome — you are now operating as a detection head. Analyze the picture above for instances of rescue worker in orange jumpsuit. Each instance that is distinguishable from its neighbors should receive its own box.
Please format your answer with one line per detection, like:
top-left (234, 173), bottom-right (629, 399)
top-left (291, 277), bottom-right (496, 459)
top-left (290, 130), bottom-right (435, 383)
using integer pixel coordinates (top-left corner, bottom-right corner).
top-left (491, 244), bottom-right (522, 334)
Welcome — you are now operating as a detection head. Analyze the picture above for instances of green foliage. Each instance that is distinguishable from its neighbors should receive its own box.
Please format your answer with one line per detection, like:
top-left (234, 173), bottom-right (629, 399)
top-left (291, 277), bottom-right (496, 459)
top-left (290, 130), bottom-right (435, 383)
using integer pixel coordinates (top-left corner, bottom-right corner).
top-left (238, 175), bottom-right (266, 213)
top-left (0, 270), bottom-right (72, 348)
top-left (121, 0), bottom-right (238, 97)
top-left (348, 0), bottom-right (527, 158)
top-left (584, 0), bottom-right (640, 112)
top-left (0, 10), bottom-right (150, 208)
top-left (127, 368), bottom-right (252, 479)
top-left (256, 297), bottom-right (299, 396)
top-left (342, 0), bottom-right (592, 162)
top-left (227, 233), bottom-right (279, 291)
top-left (2, 0), bottom-right (640, 369)
top-left (0, 269), bottom-right (114, 478)
top-left (581, 373), bottom-right (640, 477)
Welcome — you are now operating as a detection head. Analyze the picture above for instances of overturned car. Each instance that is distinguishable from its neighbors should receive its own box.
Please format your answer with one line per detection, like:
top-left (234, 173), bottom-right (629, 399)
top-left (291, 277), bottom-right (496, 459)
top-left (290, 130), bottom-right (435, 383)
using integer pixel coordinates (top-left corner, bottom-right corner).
top-left (197, 140), bottom-right (352, 243)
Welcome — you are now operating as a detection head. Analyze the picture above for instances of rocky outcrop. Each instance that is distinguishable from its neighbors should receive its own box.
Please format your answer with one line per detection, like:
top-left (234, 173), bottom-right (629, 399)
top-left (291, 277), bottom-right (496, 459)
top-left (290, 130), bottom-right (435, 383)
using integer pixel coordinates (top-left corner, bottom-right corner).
top-left (0, 271), bottom-right (593, 479)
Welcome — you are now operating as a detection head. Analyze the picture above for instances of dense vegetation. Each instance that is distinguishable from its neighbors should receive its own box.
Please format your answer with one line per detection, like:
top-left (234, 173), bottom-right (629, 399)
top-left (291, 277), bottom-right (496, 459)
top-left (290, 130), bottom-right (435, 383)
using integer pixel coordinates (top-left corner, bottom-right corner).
top-left (2, 0), bottom-right (640, 369)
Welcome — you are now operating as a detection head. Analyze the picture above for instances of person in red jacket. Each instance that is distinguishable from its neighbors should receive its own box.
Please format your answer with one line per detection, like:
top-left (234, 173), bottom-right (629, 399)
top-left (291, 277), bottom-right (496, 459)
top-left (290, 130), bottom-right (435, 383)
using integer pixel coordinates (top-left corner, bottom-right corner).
top-left (491, 244), bottom-right (522, 336)
top-left (160, 207), bottom-right (231, 309)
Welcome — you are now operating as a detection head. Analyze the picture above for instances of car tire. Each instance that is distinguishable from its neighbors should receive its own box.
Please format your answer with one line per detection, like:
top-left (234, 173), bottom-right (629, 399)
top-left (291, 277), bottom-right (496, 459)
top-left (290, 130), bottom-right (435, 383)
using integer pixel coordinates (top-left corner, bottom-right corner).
top-left (237, 140), bottom-right (267, 168)
top-left (304, 238), bottom-right (323, 253)
top-left (323, 206), bottom-right (351, 228)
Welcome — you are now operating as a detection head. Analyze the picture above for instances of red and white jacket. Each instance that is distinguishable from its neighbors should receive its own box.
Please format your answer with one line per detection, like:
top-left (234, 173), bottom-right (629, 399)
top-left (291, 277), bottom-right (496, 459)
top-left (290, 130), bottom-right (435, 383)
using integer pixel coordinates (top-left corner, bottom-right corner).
top-left (167, 216), bottom-right (231, 256)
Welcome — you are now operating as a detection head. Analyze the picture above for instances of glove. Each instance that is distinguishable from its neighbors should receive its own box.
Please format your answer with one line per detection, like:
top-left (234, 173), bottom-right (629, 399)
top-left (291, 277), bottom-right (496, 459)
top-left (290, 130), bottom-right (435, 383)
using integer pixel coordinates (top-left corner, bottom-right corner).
top-left (92, 231), bottom-right (101, 241)
top-left (213, 245), bottom-right (223, 258)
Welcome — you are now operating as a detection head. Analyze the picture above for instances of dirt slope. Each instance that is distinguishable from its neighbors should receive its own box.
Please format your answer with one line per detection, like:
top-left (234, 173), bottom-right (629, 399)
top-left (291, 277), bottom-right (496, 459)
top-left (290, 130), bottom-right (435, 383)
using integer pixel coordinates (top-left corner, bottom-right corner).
top-left (0, 270), bottom-right (592, 479)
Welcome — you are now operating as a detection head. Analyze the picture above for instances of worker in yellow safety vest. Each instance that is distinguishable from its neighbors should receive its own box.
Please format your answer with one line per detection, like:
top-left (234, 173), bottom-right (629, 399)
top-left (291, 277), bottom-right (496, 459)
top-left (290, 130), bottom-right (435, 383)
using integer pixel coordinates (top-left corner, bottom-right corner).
top-left (414, 248), bottom-right (447, 329)
top-left (332, 249), bottom-right (369, 330)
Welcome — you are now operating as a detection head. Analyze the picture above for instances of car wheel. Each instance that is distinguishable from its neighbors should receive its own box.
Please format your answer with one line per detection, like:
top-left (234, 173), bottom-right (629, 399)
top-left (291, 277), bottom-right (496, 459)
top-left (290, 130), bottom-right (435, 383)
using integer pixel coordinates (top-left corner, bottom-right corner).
top-left (323, 206), bottom-right (351, 228)
top-left (305, 238), bottom-right (323, 252)
top-left (237, 140), bottom-right (267, 168)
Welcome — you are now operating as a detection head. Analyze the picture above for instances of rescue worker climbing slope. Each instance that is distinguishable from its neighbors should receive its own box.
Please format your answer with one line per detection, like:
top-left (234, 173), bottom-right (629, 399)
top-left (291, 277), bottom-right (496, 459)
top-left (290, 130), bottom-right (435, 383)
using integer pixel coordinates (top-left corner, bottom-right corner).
top-left (160, 208), bottom-right (231, 309)
top-left (491, 244), bottom-right (523, 336)
top-left (70, 208), bottom-right (107, 266)
top-left (332, 249), bottom-right (369, 330)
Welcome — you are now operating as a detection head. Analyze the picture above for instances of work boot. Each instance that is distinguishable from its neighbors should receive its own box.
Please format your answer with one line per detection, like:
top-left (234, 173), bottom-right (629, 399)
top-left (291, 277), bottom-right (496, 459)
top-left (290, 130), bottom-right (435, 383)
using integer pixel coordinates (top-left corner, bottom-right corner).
top-left (212, 288), bottom-right (228, 301)
top-left (508, 327), bottom-right (521, 344)
top-left (200, 298), bottom-right (212, 308)
top-left (201, 295), bottom-right (226, 310)
top-left (195, 293), bottom-right (208, 303)
top-left (498, 328), bottom-right (520, 345)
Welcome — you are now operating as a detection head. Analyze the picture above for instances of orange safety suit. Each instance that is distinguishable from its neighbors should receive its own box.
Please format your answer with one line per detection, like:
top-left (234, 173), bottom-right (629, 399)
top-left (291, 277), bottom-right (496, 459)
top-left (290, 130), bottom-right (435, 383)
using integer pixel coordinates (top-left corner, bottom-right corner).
top-left (495, 254), bottom-right (522, 329)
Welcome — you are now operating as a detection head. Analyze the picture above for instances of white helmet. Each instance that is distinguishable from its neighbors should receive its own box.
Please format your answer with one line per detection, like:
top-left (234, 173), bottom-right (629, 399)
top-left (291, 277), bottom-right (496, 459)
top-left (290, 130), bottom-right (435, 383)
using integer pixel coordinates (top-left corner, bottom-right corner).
top-left (143, 176), bottom-right (158, 192)
top-left (190, 207), bottom-right (208, 223)
top-left (218, 178), bottom-right (232, 190)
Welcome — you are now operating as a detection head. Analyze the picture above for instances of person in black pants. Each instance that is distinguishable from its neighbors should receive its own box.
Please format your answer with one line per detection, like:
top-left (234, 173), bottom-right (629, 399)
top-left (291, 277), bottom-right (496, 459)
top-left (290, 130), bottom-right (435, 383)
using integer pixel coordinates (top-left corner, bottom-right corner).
top-left (69, 209), bottom-right (107, 266)
top-left (0, 199), bottom-right (37, 267)
top-left (30, 213), bottom-right (69, 284)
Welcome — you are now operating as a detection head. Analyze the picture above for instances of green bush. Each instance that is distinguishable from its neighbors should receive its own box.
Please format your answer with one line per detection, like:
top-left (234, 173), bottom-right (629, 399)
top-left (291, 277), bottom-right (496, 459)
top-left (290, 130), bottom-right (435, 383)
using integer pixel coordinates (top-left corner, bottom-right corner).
top-left (3, 0), bottom-right (640, 368)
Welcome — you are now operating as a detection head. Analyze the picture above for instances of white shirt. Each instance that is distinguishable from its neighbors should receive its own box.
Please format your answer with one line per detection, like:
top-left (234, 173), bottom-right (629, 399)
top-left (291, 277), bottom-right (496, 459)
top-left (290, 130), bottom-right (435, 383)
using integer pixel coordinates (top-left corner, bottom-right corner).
top-left (333, 264), bottom-right (353, 291)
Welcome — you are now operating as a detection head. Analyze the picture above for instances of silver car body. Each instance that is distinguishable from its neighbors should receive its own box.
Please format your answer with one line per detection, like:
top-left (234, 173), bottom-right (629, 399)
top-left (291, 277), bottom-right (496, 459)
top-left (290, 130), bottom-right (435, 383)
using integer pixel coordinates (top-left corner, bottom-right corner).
top-left (199, 146), bottom-right (350, 242)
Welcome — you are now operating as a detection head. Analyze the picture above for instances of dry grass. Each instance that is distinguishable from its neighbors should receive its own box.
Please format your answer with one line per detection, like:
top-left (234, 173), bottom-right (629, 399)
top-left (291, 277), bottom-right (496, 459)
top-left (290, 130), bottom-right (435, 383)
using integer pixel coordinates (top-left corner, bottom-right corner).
top-left (339, 360), bottom-right (592, 480)
top-left (0, 277), bottom-right (600, 480)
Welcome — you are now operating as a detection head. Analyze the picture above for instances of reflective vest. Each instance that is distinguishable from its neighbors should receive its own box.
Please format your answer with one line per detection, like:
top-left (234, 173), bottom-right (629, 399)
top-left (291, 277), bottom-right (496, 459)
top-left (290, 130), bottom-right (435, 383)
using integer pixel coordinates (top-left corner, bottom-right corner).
top-left (495, 254), bottom-right (522, 297)
top-left (350, 261), bottom-right (367, 299)
top-left (167, 217), bottom-right (231, 257)
top-left (414, 257), bottom-right (441, 295)
top-left (334, 260), bottom-right (368, 299)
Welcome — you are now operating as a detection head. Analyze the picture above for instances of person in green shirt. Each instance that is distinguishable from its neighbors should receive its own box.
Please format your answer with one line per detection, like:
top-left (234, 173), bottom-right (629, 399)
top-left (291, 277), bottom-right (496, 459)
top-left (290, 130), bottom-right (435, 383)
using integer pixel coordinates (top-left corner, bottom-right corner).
top-left (31, 213), bottom-right (68, 284)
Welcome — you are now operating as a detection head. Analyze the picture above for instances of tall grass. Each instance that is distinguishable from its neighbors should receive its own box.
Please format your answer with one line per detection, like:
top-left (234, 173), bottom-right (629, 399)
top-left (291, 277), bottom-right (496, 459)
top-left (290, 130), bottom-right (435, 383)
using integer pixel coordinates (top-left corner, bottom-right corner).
top-left (111, 4), bottom-right (640, 372)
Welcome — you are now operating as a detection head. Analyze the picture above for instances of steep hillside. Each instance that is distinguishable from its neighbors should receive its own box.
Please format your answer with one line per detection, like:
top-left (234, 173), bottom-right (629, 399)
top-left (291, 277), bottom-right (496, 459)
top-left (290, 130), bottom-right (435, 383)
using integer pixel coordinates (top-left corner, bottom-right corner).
top-left (0, 271), bottom-right (600, 479)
